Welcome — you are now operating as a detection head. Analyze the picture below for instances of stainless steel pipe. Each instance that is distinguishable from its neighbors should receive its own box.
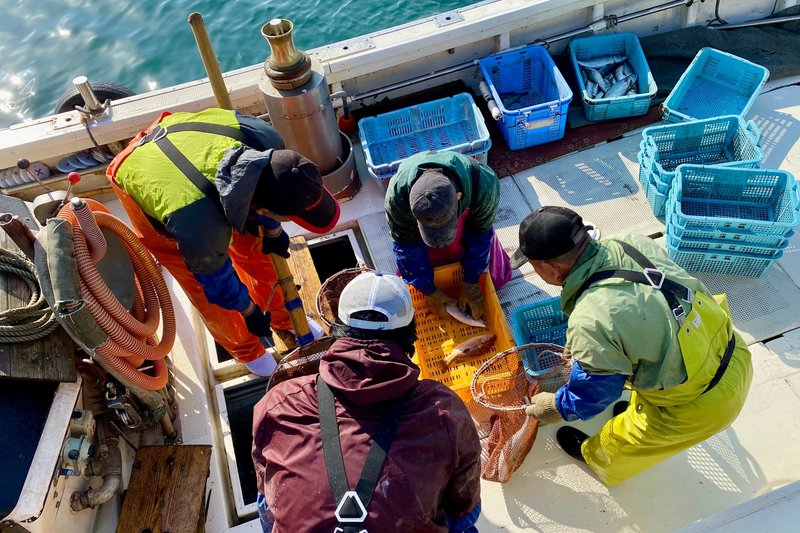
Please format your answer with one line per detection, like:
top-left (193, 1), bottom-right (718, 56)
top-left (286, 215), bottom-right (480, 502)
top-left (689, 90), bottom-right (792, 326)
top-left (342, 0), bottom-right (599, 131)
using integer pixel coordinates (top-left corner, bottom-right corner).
top-left (72, 76), bottom-right (104, 113)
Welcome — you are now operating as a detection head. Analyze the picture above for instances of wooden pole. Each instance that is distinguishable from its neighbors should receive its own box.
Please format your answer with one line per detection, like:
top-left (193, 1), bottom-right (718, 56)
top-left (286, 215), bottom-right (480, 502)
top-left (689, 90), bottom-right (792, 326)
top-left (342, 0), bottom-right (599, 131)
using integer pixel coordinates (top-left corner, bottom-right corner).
top-left (187, 12), bottom-right (312, 346)
top-left (187, 12), bottom-right (233, 110)
top-left (0, 213), bottom-right (36, 261)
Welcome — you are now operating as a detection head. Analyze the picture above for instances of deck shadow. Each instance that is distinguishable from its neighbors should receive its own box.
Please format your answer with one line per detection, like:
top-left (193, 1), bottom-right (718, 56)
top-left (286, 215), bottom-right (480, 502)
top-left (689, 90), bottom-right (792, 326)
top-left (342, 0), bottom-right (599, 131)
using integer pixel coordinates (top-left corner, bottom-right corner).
top-left (512, 138), bottom-right (664, 238)
top-left (751, 94), bottom-right (800, 170)
top-left (482, 424), bottom-right (763, 533)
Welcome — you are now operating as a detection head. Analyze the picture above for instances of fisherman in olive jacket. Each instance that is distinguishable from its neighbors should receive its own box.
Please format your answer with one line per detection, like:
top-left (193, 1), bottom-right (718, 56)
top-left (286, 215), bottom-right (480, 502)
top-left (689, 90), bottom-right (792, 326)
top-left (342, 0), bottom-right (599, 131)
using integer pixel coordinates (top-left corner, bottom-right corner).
top-left (385, 151), bottom-right (511, 321)
top-left (514, 206), bottom-right (753, 486)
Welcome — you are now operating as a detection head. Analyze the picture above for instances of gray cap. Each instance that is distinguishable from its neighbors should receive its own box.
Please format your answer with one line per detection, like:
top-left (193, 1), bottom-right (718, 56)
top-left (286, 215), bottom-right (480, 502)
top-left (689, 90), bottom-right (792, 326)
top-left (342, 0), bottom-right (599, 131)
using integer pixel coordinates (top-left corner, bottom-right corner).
top-left (409, 169), bottom-right (459, 248)
top-left (338, 271), bottom-right (414, 330)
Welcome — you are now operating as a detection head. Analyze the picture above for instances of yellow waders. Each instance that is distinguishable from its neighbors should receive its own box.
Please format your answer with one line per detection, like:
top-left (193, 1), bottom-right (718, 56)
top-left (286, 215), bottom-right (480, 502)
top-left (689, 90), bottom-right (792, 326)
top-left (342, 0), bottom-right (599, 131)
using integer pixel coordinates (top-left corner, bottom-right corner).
top-left (581, 292), bottom-right (753, 486)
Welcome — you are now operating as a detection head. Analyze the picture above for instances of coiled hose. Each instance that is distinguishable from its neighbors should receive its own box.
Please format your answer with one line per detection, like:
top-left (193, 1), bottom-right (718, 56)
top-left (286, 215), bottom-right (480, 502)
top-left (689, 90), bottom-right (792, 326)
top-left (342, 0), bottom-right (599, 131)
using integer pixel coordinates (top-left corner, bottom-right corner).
top-left (0, 247), bottom-right (59, 342)
top-left (57, 199), bottom-right (175, 390)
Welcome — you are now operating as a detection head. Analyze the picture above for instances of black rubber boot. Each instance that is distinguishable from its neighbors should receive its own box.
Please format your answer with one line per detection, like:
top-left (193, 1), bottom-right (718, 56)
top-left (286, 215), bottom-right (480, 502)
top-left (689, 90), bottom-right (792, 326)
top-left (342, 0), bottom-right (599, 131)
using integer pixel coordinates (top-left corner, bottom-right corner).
top-left (556, 426), bottom-right (589, 463)
top-left (612, 400), bottom-right (629, 417)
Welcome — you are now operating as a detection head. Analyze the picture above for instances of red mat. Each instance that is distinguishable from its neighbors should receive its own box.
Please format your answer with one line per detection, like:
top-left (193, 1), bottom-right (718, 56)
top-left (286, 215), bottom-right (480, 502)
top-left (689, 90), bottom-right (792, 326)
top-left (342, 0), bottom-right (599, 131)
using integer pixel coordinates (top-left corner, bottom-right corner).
top-left (484, 107), bottom-right (663, 178)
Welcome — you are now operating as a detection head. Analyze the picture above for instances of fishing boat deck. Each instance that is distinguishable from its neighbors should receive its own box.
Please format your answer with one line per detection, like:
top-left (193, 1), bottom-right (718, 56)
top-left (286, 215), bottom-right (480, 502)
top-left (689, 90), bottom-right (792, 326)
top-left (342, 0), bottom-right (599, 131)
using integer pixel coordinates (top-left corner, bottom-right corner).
top-left (90, 80), bottom-right (800, 533)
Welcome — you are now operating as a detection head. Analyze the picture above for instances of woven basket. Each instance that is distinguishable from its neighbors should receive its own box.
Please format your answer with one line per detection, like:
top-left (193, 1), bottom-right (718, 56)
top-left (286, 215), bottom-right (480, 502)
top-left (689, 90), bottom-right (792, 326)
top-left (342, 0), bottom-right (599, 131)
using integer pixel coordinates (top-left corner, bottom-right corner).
top-left (315, 266), bottom-right (371, 328)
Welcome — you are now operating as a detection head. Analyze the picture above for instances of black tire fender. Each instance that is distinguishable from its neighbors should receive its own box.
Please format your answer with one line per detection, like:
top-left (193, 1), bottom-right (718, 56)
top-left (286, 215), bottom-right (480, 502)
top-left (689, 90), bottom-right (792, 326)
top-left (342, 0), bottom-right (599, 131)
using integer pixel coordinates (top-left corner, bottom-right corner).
top-left (53, 81), bottom-right (136, 114)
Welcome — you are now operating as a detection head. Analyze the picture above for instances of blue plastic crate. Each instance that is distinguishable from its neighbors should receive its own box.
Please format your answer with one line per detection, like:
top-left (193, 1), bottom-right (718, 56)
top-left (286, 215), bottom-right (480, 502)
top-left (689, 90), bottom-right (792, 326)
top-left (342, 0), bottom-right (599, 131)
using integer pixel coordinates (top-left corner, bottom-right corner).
top-left (669, 212), bottom-right (793, 248)
top-left (568, 32), bottom-right (657, 122)
top-left (358, 93), bottom-right (492, 180)
top-left (663, 48), bottom-right (769, 123)
top-left (638, 152), bottom-right (670, 217)
top-left (641, 116), bottom-right (763, 187)
top-left (669, 165), bottom-right (799, 236)
top-left (520, 343), bottom-right (568, 381)
top-left (511, 296), bottom-right (568, 346)
top-left (479, 45), bottom-right (572, 150)
top-left (665, 239), bottom-right (780, 278)
top-left (666, 227), bottom-right (787, 258)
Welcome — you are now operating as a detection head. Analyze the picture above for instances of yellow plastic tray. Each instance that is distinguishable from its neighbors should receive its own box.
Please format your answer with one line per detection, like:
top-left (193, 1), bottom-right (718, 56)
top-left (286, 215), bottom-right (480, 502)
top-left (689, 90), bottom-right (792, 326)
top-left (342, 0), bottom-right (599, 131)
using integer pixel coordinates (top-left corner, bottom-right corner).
top-left (410, 264), bottom-right (515, 403)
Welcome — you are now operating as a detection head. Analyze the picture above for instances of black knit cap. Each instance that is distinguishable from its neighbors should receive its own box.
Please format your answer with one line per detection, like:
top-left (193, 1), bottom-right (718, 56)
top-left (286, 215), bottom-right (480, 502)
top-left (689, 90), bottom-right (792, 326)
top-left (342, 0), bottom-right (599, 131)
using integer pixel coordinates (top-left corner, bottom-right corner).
top-left (510, 206), bottom-right (589, 268)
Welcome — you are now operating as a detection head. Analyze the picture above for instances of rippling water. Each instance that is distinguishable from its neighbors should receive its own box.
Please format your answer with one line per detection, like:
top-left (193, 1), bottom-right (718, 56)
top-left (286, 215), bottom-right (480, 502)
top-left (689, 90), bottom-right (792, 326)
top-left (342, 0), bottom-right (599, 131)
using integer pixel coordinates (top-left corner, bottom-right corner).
top-left (0, 0), bottom-right (474, 128)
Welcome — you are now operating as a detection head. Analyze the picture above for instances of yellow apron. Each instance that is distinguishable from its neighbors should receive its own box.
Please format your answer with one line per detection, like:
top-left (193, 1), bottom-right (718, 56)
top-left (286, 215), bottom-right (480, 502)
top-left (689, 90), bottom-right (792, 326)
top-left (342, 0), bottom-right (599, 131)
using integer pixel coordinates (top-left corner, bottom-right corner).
top-left (581, 293), bottom-right (753, 485)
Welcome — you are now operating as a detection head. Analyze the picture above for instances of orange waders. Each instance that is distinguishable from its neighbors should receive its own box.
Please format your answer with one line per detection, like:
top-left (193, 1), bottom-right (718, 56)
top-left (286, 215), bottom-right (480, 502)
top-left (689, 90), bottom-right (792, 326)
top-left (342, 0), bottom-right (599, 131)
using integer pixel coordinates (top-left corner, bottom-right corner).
top-left (107, 113), bottom-right (292, 363)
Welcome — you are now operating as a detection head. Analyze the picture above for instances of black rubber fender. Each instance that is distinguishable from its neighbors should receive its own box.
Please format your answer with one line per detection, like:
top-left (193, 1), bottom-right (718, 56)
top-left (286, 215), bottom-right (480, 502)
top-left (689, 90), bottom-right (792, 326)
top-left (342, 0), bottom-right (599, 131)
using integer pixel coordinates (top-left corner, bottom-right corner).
top-left (53, 81), bottom-right (136, 114)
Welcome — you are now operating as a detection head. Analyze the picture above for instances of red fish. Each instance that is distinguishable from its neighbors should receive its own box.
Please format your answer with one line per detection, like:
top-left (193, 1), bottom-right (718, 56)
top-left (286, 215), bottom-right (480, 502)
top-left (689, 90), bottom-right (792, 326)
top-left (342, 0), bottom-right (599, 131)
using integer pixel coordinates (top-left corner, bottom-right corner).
top-left (443, 334), bottom-right (496, 366)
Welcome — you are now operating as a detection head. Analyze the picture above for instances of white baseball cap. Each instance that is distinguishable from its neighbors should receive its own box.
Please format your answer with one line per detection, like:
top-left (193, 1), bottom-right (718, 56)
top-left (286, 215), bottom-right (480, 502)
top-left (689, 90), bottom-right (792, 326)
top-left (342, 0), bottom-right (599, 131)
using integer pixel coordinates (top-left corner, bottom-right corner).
top-left (337, 271), bottom-right (414, 330)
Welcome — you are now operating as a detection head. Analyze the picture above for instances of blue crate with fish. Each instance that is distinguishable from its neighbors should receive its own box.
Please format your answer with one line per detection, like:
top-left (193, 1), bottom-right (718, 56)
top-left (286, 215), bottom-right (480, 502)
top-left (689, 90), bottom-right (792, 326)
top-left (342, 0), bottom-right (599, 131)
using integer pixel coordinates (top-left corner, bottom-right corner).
top-left (662, 48), bottom-right (769, 123)
top-left (478, 44), bottom-right (572, 150)
top-left (358, 93), bottom-right (491, 181)
top-left (511, 296), bottom-right (568, 371)
top-left (668, 165), bottom-right (799, 237)
top-left (568, 32), bottom-right (657, 122)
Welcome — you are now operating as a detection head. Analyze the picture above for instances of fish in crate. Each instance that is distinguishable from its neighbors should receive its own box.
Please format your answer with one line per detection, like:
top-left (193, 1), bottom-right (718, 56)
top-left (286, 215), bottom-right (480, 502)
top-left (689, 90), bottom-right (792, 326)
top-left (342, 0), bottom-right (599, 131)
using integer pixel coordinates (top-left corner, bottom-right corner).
top-left (470, 343), bottom-right (571, 483)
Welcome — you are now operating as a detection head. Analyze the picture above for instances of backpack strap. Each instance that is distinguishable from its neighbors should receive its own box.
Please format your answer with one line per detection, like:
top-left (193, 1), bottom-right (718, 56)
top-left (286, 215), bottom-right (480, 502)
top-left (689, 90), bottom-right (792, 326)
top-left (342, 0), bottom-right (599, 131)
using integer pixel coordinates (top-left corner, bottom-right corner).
top-left (317, 375), bottom-right (408, 532)
top-left (575, 240), bottom-right (693, 324)
top-left (135, 122), bottom-right (253, 214)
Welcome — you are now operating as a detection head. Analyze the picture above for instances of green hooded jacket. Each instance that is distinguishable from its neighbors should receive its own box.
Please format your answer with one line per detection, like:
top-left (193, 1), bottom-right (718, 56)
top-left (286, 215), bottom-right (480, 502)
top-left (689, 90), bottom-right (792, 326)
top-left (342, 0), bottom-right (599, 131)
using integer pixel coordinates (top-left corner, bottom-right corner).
top-left (384, 151), bottom-right (500, 244)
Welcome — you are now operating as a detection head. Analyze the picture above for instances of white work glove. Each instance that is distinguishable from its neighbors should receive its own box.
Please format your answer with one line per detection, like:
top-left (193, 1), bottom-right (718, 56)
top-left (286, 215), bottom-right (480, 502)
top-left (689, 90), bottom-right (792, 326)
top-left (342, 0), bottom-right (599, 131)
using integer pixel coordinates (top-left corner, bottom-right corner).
top-left (245, 350), bottom-right (279, 377)
top-left (524, 392), bottom-right (563, 424)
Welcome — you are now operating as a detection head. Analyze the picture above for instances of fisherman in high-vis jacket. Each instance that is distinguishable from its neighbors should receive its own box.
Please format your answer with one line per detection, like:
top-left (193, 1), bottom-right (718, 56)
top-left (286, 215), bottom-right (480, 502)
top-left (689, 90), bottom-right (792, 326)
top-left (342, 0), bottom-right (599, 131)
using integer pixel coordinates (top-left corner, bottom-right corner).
top-left (385, 151), bottom-right (512, 320)
top-left (513, 206), bottom-right (753, 485)
top-left (106, 108), bottom-right (339, 376)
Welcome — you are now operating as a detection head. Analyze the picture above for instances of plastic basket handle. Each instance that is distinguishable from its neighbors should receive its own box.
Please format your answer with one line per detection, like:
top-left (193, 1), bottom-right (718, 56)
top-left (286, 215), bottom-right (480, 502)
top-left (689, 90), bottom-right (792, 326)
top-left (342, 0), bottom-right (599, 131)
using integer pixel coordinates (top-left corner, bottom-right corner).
top-left (745, 120), bottom-right (762, 145)
top-left (645, 137), bottom-right (660, 159)
top-left (793, 183), bottom-right (800, 212)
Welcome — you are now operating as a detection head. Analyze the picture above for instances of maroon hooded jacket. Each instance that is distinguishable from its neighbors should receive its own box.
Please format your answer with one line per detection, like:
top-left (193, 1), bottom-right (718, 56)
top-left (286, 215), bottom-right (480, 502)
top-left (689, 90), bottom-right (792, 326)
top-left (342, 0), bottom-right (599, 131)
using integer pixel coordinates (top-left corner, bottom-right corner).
top-left (252, 337), bottom-right (481, 532)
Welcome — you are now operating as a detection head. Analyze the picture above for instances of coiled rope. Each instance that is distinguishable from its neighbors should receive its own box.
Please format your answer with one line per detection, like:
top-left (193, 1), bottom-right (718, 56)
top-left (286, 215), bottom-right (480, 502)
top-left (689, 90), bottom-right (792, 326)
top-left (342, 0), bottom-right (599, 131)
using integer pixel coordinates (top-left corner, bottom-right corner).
top-left (0, 247), bottom-right (59, 343)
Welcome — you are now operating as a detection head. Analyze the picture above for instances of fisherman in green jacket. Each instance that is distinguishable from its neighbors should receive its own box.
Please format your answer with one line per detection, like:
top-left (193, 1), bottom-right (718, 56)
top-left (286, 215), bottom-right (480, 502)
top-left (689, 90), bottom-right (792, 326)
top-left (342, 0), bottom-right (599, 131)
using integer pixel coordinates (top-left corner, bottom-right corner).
top-left (385, 151), bottom-right (511, 320)
top-left (512, 206), bottom-right (753, 485)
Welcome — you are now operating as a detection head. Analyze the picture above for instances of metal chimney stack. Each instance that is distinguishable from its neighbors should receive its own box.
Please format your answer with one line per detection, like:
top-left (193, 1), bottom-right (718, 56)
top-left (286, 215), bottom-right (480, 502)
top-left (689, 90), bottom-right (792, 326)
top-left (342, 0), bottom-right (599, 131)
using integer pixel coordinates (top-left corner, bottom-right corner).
top-left (259, 19), bottom-right (358, 201)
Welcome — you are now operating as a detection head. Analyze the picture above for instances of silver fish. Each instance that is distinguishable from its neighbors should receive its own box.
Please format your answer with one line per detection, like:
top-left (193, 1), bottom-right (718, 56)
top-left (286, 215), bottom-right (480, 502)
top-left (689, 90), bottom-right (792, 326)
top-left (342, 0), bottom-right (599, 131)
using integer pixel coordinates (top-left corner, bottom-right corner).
top-left (584, 67), bottom-right (609, 92)
top-left (444, 303), bottom-right (487, 328)
top-left (586, 80), bottom-right (598, 99)
top-left (605, 74), bottom-right (638, 98)
top-left (576, 55), bottom-right (627, 70)
top-left (614, 64), bottom-right (626, 82)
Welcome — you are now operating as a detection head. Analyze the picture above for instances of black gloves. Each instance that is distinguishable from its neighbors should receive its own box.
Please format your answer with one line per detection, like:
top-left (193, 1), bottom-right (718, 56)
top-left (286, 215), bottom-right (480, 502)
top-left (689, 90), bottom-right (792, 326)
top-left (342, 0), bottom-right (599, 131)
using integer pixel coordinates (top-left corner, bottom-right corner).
top-left (261, 229), bottom-right (291, 258)
top-left (243, 304), bottom-right (272, 338)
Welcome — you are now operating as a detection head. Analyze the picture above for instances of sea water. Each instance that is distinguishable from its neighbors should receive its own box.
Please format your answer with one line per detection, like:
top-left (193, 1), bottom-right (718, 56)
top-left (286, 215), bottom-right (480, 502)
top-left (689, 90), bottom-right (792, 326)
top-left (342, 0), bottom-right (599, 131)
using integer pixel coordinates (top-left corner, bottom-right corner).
top-left (0, 0), bottom-right (475, 128)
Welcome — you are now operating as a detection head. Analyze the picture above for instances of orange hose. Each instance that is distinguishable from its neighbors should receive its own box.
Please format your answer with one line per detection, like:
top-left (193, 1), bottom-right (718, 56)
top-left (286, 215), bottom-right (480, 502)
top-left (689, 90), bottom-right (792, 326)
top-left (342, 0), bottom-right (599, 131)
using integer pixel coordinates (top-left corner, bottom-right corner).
top-left (57, 202), bottom-right (174, 390)
top-left (72, 200), bottom-right (108, 262)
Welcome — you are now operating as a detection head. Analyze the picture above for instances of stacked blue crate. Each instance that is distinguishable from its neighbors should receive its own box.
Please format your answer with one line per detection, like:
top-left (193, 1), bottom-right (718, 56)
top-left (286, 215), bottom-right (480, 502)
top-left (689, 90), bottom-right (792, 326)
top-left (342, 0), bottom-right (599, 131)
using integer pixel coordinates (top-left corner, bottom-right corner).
top-left (665, 165), bottom-right (800, 277)
top-left (637, 115), bottom-right (763, 217)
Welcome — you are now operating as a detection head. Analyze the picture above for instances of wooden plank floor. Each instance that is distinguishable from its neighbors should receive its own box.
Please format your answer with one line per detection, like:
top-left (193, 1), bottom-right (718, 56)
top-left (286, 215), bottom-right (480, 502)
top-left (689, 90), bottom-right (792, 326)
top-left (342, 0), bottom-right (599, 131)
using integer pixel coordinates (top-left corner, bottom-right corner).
top-left (117, 445), bottom-right (212, 533)
top-left (0, 194), bottom-right (76, 382)
top-left (287, 235), bottom-right (327, 335)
